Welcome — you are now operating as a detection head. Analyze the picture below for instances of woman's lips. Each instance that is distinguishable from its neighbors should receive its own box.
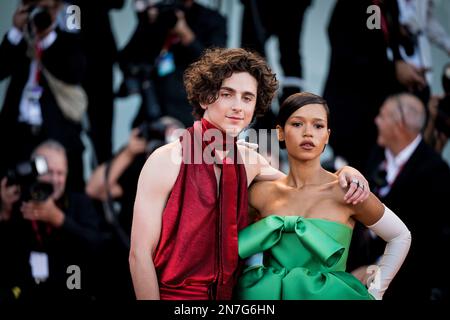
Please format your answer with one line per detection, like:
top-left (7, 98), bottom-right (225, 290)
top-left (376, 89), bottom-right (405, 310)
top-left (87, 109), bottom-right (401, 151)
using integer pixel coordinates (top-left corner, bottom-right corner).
top-left (300, 141), bottom-right (315, 150)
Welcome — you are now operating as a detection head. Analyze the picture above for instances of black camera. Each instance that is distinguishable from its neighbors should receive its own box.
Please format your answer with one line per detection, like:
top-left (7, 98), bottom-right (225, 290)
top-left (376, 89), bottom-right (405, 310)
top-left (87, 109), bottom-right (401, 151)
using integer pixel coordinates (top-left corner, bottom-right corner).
top-left (136, 0), bottom-right (185, 30)
top-left (137, 120), bottom-right (167, 141)
top-left (136, 0), bottom-right (185, 13)
top-left (117, 63), bottom-right (154, 97)
top-left (6, 156), bottom-right (54, 202)
top-left (27, 5), bottom-right (53, 33)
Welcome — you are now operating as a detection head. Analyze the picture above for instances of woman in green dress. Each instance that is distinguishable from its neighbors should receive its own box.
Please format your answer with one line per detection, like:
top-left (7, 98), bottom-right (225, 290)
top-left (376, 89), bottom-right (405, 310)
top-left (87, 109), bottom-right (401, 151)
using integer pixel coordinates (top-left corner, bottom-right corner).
top-left (237, 92), bottom-right (411, 300)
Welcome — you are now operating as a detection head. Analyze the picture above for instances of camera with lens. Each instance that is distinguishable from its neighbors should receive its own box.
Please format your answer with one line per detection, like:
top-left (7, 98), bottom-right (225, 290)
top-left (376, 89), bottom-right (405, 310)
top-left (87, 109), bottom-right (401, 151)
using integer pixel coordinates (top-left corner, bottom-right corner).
top-left (5, 156), bottom-right (54, 202)
top-left (137, 117), bottom-right (185, 154)
top-left (117, 63), bottom-right (154, 97)
top-left (137, 120), bottom-right (167, 142)
top-left (26, 4), bottom-right (53, 34)
top-left (135, 0), bottom-right (185, 30)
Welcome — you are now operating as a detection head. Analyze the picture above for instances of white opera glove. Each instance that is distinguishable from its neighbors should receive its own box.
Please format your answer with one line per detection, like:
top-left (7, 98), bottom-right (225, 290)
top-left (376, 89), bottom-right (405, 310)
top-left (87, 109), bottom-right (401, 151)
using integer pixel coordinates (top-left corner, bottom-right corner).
top-left (365, 205), bottom-right (412, 300)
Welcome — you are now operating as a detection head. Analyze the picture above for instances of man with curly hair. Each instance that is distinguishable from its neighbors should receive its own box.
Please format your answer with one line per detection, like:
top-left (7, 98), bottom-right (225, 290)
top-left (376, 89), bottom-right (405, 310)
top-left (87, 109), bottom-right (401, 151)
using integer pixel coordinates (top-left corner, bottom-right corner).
top-left (129, 48), bottom-right (370, 300)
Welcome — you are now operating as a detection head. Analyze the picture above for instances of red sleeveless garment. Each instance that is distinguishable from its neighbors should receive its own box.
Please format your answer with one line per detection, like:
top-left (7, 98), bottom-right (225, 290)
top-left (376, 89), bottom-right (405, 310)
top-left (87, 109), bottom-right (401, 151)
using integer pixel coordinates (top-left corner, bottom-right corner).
top-left (153, 119), bottom-right (249, 300)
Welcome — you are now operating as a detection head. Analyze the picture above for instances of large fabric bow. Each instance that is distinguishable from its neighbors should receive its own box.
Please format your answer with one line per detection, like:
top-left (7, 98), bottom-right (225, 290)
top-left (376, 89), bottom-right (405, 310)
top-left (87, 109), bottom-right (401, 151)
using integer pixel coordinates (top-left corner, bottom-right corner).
top-left (238, 216), bottom-right (345, 268)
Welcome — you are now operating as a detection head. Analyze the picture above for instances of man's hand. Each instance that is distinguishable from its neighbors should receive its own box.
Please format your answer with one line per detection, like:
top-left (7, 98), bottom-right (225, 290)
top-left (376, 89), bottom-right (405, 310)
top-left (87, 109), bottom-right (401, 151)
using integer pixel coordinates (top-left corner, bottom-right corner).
top-left (0, 177), bottom-right (20, 221)
top-left (13, 4), bottom-right (30, 32)
top-left (21, 198), bottom-right (65, 228)
top-left (171, 10), bottom-right (195, 46)
top-left (125, 129), bottom-right (148, 157)
top-left (395, 60), bottom-right (427, 92)
top-left (336, 166), bottom-right (370, 204)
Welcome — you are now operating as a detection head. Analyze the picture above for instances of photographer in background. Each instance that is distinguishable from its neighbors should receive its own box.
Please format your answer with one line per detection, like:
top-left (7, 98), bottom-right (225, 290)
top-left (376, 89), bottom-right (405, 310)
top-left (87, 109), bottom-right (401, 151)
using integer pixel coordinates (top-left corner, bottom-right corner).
top-left (0, 140), bottom-right (103, 302)
top-left (117, 0), bottom-right (226, 128)
top-left (396, 0), bottom-right (450, 105)
top-left (69, 0), bottom-right (125, 164)
top-left (425, 63), bottom-right (450, 155)
top-left (0, 0), bottom-right (86, 193)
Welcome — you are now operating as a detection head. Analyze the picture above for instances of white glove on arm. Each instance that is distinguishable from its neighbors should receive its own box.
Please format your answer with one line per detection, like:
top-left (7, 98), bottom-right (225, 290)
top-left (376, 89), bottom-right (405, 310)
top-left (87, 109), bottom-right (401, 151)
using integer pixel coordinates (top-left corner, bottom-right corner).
top-left (365, 205), bottom-right (411, 300)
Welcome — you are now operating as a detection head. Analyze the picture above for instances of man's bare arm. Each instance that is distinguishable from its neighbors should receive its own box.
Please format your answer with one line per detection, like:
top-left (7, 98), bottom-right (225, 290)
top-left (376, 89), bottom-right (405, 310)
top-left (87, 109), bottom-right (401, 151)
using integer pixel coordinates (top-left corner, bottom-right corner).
top-left (252, 151), bottom-right (369, 202)
top-left (129, 141), bottom-right (181, 299)
top-left (252, 152), bottom-right (285, 182)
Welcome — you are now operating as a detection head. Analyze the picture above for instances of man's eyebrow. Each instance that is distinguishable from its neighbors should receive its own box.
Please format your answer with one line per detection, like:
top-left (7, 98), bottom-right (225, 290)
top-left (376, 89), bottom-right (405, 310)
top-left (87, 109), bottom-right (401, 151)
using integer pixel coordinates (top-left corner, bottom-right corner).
top-left (220, 86), bottom-right (256, 97)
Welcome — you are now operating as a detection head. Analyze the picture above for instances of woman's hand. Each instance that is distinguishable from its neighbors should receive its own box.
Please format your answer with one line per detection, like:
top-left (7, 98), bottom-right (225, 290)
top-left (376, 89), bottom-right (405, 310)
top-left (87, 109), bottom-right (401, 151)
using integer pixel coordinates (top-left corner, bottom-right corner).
top-left (336, 166), bottom-right (370, 204)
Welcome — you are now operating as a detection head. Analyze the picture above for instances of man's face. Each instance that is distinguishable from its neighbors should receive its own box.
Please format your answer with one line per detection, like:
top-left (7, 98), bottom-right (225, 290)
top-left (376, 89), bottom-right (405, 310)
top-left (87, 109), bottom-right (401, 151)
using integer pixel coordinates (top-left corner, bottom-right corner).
top-left (201, 72), bottom-right (258, 137)
top-left (375, 100), bottom-right (399, 148)
top-left (35, 147), bottom-right (67, 200)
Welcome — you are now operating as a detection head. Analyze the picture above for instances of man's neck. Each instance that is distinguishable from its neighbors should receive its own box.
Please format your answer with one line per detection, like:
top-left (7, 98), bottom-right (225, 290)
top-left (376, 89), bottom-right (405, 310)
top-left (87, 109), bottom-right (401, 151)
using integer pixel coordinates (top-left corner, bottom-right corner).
top-left (387, 134), bottom-right (421, 159)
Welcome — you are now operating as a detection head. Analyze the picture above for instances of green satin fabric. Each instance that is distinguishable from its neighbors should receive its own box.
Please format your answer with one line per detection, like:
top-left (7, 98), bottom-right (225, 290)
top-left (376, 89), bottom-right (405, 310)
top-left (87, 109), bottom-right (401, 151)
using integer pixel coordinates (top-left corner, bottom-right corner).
top-left (237, 215), bottom-right (374, 300)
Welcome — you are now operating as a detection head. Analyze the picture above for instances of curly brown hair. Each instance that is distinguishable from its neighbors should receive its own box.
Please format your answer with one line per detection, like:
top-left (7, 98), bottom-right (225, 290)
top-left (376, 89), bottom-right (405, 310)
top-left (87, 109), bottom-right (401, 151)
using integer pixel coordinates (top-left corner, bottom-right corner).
top-left (184, 47), bottom-right (278, 119)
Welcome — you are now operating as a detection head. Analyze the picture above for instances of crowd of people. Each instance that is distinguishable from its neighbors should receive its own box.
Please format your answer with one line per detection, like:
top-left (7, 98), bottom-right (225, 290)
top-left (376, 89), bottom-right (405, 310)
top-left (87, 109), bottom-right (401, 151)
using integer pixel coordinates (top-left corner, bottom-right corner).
top-left (0, 0), bottom-right (450, 302)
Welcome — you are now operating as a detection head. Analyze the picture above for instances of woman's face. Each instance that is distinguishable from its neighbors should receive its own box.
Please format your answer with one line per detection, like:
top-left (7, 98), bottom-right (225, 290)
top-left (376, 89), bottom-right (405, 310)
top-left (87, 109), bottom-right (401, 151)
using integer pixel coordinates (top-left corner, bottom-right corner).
top-left (278, 104), bottom-right (330, 161)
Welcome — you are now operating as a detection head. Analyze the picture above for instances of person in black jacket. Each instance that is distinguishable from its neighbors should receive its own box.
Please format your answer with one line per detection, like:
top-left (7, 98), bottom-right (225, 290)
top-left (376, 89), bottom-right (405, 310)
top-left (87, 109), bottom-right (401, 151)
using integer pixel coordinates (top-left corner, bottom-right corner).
top-left (0, 0), bottom-right (86, 192)
top-left (240, 0), bottom-right (312, 130)
top-left (348, 93), bottom-right (450, 300)
top-left (117, 0), bottom-right (227, 128)
top-left (0, 140), bottom-right (104, 302)
top-left (323, 0), bottom-right (427, 171)
top-left (69, 0), bottom-right (124, 164)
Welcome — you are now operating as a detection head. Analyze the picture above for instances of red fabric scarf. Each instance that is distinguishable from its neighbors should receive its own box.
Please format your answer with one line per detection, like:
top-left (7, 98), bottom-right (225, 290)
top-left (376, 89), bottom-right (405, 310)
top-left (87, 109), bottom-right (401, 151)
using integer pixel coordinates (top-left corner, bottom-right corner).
top-left (153, 119), bottom-right (249, 300)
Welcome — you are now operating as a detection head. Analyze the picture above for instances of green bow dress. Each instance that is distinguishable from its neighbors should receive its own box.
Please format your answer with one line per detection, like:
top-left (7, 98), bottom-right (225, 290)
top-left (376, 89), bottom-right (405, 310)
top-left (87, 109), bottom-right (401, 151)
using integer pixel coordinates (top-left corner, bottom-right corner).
top-left (237, 215), bottom-right (374, 300)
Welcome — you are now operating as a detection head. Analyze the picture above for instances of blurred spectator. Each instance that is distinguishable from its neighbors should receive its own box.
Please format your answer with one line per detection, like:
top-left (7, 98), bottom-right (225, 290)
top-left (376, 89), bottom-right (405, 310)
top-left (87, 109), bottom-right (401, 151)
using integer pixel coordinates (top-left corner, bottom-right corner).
top-left (397, 0), bottom-right (450, 104)
top-left (349, 93), bottom-right (450, 300)
top-left (69, 0), bottom-right (125, 164)
top-left (424, 63), bottom-right (450, 154)
top-left (240, 0), bottom-right (312, 130)
top-left (117, 0), bottom-right (227, 128)
top-left (323, 0), bottom-right (426, 171)
top-left (0, 140), bottom-right (104, 302)
top-left (85, 116), bottom-right (184, 300)
top-left (0, 0), bottom-right (87, 192)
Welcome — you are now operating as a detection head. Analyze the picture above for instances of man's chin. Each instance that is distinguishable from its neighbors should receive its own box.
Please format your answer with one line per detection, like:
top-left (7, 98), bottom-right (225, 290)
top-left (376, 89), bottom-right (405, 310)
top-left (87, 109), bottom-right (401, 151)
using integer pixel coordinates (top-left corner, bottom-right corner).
top-left (224, 126), bottom-right (242, 137)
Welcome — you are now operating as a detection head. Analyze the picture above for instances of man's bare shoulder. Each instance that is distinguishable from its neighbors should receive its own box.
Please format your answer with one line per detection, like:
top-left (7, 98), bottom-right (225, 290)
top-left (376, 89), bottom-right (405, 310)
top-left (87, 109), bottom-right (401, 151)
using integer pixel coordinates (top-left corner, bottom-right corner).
top-left (237, 144), bottom-right (284, 182)
top-left (146, 140), bottom-right (181, 165)
top-left (140, 140), bottom-right (182, 188)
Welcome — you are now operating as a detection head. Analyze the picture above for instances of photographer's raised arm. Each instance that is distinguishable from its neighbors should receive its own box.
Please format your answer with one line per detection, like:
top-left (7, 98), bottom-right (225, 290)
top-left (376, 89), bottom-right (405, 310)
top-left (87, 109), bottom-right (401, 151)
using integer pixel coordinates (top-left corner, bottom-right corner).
top-left (129, 141), bottom-right (181, 299)
top-left (86, 129), bottom-right (147, 201)
top-left (0, 5), bottom-right (28, 80)
top-left (0, 177), bottom-right (20, 221)
top-left (172, 7), bottom-right (226, 62)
